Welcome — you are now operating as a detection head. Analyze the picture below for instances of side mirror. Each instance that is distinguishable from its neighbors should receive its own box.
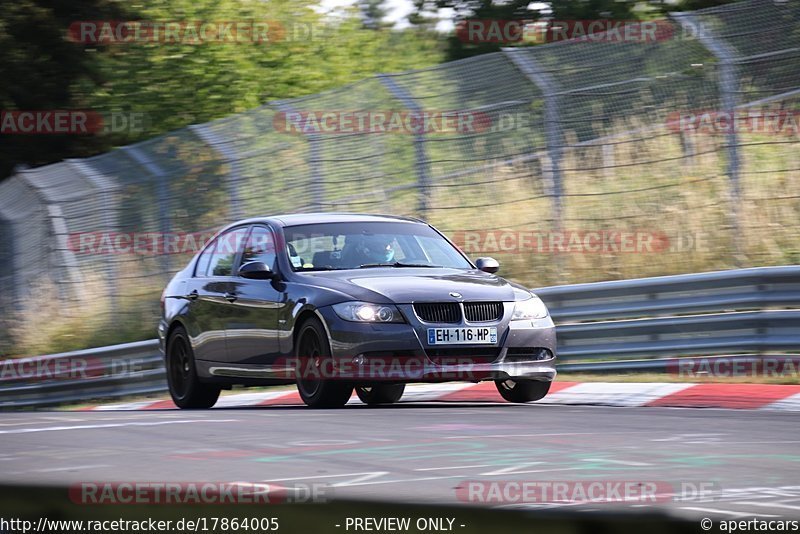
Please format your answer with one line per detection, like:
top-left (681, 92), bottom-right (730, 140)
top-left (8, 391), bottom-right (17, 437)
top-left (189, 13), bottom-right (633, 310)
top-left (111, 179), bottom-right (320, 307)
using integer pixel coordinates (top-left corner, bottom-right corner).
top-left (475, 257), bottom-right (500, 274)
top-left (238, 261), bottom-right (274, 280)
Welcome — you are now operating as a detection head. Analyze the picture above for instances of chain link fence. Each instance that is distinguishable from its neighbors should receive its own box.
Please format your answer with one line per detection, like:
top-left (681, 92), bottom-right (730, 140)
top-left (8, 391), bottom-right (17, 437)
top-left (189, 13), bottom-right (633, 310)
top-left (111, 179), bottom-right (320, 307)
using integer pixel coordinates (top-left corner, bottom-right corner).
top-left (1, 0), bottom-right (798, 355)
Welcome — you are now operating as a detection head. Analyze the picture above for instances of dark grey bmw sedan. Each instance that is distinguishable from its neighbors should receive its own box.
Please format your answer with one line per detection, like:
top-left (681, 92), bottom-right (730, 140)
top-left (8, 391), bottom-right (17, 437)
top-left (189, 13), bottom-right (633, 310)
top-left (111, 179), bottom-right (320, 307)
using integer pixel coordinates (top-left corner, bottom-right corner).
top-left (158, 213), bottom-right (556, 408)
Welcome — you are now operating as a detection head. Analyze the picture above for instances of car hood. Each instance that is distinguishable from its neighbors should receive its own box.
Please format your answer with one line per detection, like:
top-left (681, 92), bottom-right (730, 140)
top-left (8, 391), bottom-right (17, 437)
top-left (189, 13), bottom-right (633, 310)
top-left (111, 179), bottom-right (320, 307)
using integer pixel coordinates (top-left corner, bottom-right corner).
top-left (301, 268), bottom-right (532, 303)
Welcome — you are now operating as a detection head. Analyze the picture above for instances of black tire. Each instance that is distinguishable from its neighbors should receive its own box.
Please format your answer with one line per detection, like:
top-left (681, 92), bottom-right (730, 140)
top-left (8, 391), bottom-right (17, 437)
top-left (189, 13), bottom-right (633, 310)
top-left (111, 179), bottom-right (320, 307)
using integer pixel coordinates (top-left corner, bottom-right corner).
top-left (495, 379), bottom-right (551, 403)
top-left (294, 317), bottom-right (353, 408)
top-left (356, 384), bottom-right (405, 405)
top-left (166, 326), bottom-right (221, 409)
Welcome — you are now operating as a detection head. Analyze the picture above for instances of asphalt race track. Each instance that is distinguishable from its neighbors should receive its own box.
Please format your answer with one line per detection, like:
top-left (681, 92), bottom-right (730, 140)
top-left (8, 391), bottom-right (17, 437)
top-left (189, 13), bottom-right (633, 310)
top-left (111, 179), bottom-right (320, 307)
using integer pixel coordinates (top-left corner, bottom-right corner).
top-left (2, 403), bottom-right (799, 520)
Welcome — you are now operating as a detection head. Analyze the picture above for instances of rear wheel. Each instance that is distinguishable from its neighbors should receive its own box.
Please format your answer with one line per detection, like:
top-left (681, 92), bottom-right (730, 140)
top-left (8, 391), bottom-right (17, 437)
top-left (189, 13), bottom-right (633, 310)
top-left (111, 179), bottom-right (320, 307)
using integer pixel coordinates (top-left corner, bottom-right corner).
top-left (166, 326), bottom-right (220, 409)
top-left (356, 384), bottom-right (405, 405)
top-left (295, 317), bottom-right (353, 408)
top-left (495, 379), bottom-right (550, 403)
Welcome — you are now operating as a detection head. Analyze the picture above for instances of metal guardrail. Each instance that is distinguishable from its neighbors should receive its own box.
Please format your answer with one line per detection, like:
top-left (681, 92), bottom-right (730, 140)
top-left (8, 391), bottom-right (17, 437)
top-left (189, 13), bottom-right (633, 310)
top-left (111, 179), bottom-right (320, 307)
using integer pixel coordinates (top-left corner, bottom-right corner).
top-left (0, 266), bottom-right (797, 408)
top-left (534, 265), bottom-right (800, 361)
top-left (0, 340), bottom-right (164, 409)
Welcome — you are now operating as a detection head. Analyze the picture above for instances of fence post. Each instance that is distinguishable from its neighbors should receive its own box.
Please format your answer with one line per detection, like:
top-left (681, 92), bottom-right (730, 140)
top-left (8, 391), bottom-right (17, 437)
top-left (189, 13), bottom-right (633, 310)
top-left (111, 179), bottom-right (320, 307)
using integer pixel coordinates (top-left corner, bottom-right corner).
top-left (377, 74), bottom-right (432, 217)
top-left (0, 166), bottom-right (26, 307)
top-left (15, 167), bottom-right (87, 304)
top-left (67, 159), bottom-right (120, 312)
top-left (672, 12), bottom-right (742, 264)
top-left (274, 102), bottom-right (324, 211)
top-left (503, 49), bottom-right (564, 236)
top-left (504, 49), bottom-right (565, 281)
top-left (189, 123), bottom-right (245, 220)
top-left (123, 146), bottom-right (172, 276)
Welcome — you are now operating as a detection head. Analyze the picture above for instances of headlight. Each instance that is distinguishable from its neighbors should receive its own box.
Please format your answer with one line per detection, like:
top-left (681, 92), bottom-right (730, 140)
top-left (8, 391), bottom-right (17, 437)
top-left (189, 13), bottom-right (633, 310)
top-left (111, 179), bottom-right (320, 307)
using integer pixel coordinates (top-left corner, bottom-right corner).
top-left (511, 296), bottom-right (549, 320)
top-left (332, 302), bottom-right (405, 323)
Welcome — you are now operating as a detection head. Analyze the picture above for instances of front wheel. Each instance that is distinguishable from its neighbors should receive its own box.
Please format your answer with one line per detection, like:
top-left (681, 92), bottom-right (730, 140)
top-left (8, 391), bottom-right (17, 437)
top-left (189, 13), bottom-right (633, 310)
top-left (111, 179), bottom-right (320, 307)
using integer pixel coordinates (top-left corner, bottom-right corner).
top-left (495, 379), bottom-right (550, 403)
top-left (356, 384), bottom-right (405, 405)
top-left (294, 317), bottom-right (353, 408)
top-left (166, 326), bottom-right (220, 409)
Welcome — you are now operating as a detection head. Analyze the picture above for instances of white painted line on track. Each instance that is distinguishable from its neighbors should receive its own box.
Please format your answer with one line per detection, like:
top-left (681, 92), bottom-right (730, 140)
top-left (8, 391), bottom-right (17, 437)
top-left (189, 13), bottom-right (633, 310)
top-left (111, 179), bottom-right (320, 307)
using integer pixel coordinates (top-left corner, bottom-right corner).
top-left (263, 472), bottom-right (390, 484)
top-left (264, 471), bottom-right (389, 488)
top-left (698, 440), bottom-right (800, 445)
top-left (263, 471), bottom-right (473, 488)
top-left (331, 472), bottom-right (392, 487)
top-left (34, 464), bottom-right (111, 473)
top-left (414, 464), bottom-right (492, 471)
top-left (581, 458), bottom-right (653, 466)
top-left (332, 475), bottom-right (464, 487)
top-left (92, 401), bottom-right (167, 411)
top-left (0, 419), bottom-right (238, 434)
top-left (731, 501), bottom-right (800, 511)
top-left (445, 431), bottom-right (654, 440)
top-left (480, 463), bottom-right (545, 476)
top-left (482, 466), bottom-right (586, 476)
top-left (90, 413), bottom-right (189, 421)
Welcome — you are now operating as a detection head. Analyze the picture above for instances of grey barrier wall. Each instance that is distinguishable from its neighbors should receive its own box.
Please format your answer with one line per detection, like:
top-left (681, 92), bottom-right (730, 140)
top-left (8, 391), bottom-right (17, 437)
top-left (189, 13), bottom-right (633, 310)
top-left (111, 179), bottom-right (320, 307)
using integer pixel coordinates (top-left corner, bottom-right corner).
top-left (1, 265), bottom-right (797, 409)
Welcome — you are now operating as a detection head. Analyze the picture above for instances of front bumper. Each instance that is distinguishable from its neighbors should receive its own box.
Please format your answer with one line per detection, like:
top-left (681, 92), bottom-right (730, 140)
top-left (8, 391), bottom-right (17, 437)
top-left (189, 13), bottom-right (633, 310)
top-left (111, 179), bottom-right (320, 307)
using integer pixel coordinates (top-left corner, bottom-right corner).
top-left (316, 303), bottom-right (557, 383)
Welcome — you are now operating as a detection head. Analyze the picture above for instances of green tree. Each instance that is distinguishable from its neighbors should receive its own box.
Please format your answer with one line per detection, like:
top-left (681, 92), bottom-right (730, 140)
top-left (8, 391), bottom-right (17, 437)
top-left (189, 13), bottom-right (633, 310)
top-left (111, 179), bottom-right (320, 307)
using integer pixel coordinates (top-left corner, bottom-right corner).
top-left (359, 0), bottom-right (389, 29)
top-left (672, 0), bottom-right (738, 11)
top-left (82, 0), bottom-right (445, 141)
top-left (0, 0), bottom-right (129, 179)
top-left (1, 0), bottom-right (445, 179)
top-left (412, 0), bottom-right (641, 61)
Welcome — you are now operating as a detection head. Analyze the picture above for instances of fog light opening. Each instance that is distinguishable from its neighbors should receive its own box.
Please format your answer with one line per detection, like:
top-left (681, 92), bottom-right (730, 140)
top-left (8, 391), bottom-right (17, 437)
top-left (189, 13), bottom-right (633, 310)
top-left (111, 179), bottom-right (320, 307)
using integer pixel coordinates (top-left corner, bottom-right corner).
top-left (504, 348), bottom-right (553, 363)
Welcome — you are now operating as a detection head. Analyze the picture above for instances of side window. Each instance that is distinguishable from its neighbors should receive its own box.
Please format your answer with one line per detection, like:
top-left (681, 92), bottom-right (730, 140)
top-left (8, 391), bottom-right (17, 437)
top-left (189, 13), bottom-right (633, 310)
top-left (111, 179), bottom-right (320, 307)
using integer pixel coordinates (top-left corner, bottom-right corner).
top-left (207, 227), bottom-right (248, 277)
top-left (195, 240), bottom-right (216, 277)
top-left (241, 226), bottom-right (277, 271)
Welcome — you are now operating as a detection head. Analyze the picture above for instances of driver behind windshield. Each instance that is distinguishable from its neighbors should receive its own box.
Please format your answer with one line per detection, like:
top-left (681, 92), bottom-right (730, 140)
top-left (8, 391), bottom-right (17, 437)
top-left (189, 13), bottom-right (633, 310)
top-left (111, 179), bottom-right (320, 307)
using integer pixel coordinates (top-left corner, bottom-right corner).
top-left (353, 234), bottom-right (395, 264)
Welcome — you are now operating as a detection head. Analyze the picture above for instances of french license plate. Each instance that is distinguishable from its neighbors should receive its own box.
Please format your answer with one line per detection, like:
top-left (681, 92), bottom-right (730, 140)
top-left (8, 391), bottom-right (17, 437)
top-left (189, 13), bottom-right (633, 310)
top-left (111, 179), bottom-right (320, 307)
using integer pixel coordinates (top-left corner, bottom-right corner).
top-left (428, 327), bottom-right (497, 345)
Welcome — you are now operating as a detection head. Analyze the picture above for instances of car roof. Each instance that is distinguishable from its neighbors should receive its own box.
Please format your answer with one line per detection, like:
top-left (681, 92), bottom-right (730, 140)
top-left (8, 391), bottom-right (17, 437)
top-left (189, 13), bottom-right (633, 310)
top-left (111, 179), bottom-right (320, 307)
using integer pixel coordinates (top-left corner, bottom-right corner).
top-left (236, 212), bottom-right (425, 227)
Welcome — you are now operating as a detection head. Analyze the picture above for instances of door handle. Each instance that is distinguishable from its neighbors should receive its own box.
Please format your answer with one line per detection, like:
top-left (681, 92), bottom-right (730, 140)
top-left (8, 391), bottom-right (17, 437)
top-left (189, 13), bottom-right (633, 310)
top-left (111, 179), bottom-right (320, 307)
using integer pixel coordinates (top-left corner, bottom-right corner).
top-left (224, 293), bottom-right (238, 302)
top-left (186, 289), bottom-right (199, 300)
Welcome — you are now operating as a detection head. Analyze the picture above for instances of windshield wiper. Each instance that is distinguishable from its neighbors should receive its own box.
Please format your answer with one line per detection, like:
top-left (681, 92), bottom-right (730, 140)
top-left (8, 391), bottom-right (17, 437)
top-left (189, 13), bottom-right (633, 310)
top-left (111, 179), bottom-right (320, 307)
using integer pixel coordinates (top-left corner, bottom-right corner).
top-left (358, 262), bottom-right (443, 269)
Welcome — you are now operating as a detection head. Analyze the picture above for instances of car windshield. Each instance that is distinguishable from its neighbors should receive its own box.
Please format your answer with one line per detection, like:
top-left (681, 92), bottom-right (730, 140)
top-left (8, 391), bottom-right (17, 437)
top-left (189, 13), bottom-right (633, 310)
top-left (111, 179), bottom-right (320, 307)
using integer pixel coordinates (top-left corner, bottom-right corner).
top-left (282, 221), bottom-right (472, 271)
